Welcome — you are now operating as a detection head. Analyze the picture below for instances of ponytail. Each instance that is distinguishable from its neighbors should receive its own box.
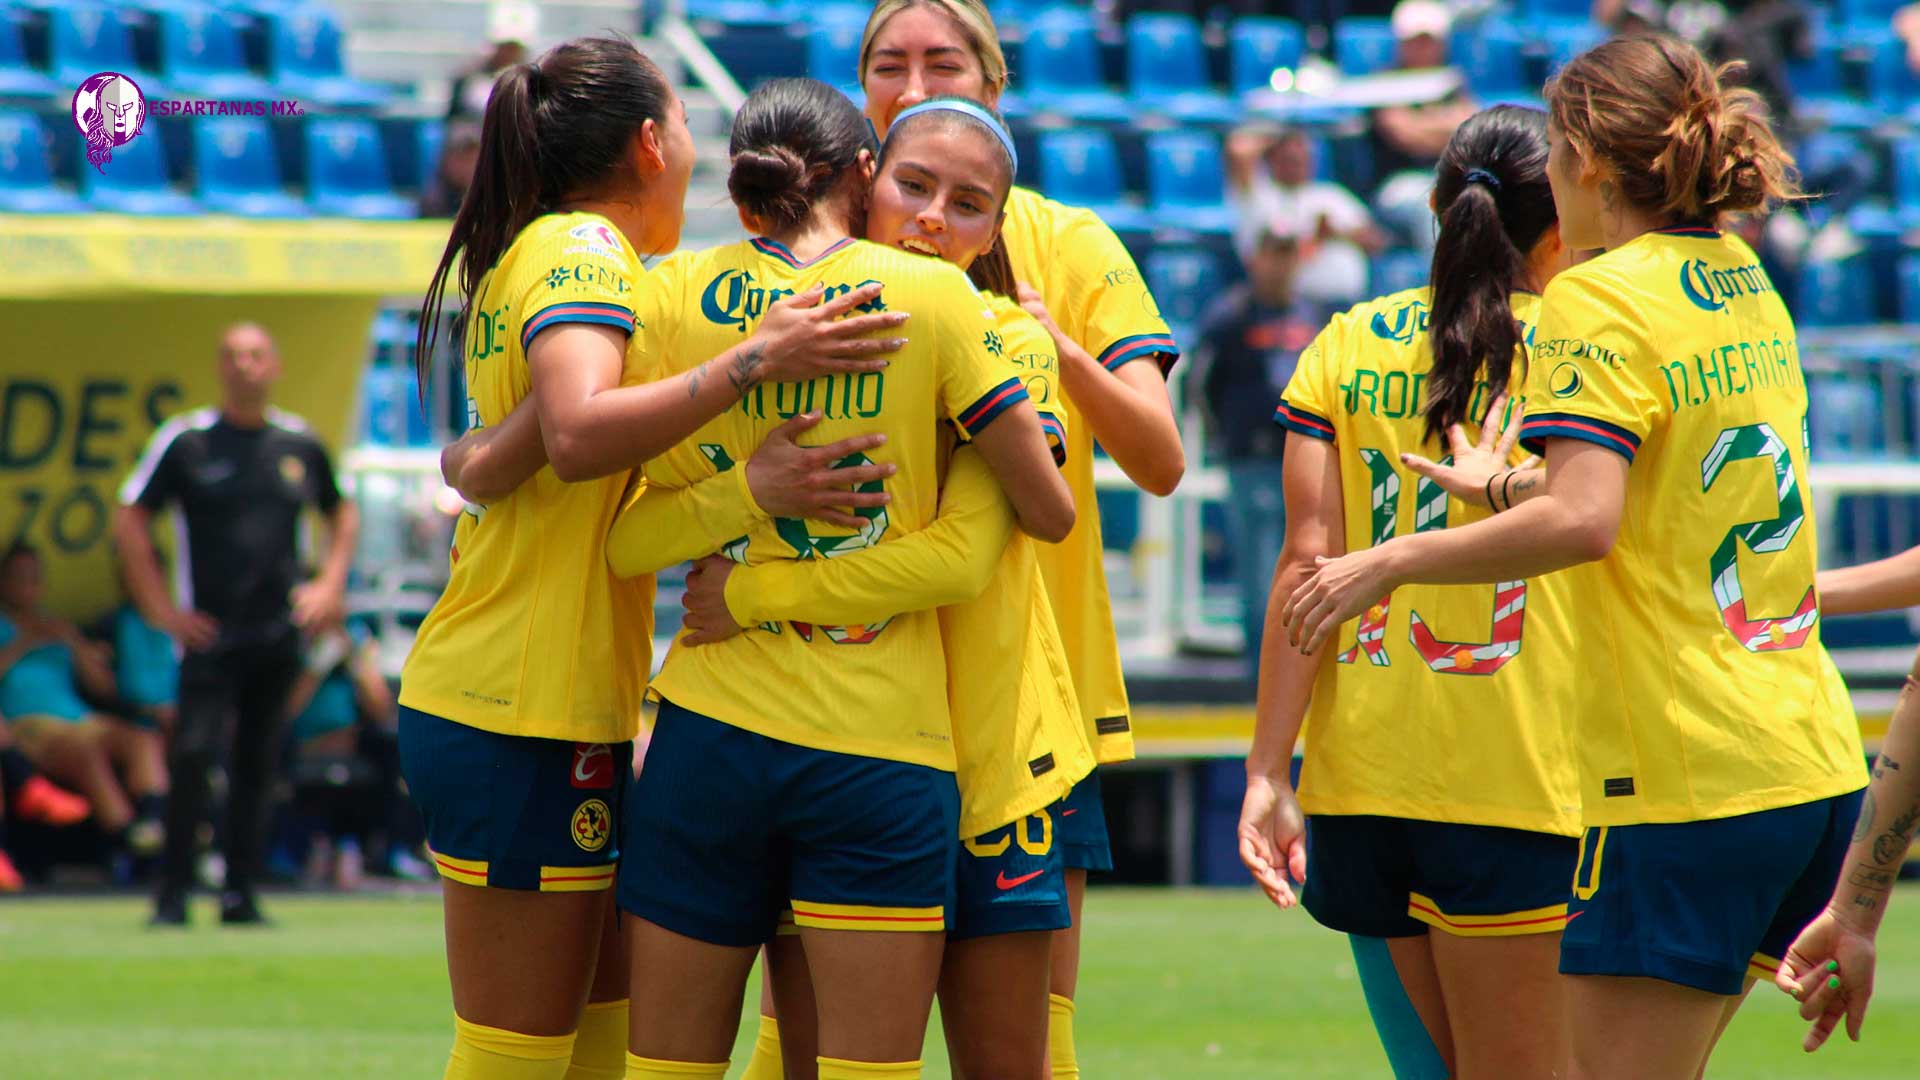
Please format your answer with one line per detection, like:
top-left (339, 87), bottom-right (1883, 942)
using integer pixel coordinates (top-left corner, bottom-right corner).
top-left (1422, 105), bottom-right (1557, 443)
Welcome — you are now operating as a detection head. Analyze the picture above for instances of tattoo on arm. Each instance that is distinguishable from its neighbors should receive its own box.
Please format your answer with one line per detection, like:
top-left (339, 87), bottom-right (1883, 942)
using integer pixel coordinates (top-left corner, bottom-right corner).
top-left (729, 344), bottom-right (766, 399)
top-left (686, 358), bottom-right (710, 399)
top-left (1854, 789), bottom-right (1878, 844)
top-left (1509, 473), bottom-right (1540, 498)
top-left (1870, 803), bottom-right (1920, 866)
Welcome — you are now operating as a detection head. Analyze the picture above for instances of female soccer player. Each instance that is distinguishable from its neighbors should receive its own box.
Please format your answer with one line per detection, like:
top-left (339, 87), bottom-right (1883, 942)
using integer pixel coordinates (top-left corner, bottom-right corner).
top-left (854, 8), bottom-right (1186, 1071)
top-left (603, 78), bottom-right (1070, 1080)
top-left (643, 96), bottom-right (1092, 1079)
top-left (1284, 36), bottom-right (1867, 1079)
top-left (1240, 105), bottom-right (1583, 1080)
top-left (401, 37), bottom-right (911, 1080)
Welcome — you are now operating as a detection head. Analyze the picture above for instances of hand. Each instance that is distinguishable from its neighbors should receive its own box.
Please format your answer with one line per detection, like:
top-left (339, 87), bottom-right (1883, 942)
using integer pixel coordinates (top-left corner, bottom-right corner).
top-left (1283, 546), bottom-right (1399, 656)
top-left (290, 579), bottom-right (345, 631)
top-left (439, 432), bottom-right (485, 504)
top-left (1238, 774), bottom-right (1308, 909)
top-left (1776, 906), bottom-right (1878, 1052)
top-left (745, 413), bottom-right (895, 529)
top-left (747, 282), bottom-right (909, 385)
top-left (164, 608), bottom-right (221, 652)
top-left (1398, 394), bottom-right (1534, 510)
top-left (680, 556), bottom-right (744, 646)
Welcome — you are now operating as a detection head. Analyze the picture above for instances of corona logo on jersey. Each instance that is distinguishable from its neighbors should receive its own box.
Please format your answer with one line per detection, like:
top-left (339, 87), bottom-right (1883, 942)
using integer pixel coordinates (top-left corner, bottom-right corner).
top-left (72, 71), bottom-right (146, 173)
top-left (1680, 257), bottom-right (1775, 313)
top-left (699, 269), bottom-right (887, 332)
top-left (571, 799), bottom-right (611, 852)
top-left (1369, 298), bottom-right (1430, 344)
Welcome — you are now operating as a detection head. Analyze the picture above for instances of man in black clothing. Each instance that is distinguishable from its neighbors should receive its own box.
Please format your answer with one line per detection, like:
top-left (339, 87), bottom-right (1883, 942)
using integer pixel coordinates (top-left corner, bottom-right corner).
top-left (1190, 225), bottom-right (1325, 678)
top-left (113, 323), bottom-right (359, 926)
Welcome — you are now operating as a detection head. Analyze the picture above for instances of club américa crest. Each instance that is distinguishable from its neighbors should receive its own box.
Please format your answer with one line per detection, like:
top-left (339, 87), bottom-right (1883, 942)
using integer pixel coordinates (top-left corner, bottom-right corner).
top-left (73, 71), bottom-right (147, 174)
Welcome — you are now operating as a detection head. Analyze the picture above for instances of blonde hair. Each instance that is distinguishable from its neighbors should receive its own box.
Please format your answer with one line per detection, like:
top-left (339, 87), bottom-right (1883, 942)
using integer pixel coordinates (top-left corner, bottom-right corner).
top-left (1546, 34), bottom-right (1799, 222)
top-left (858, 0), bottom-right (1009, 96)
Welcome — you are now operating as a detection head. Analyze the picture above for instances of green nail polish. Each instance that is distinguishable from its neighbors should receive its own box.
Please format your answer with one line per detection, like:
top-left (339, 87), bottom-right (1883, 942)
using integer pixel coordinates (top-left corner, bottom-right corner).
top-left (1829, 976), bottom-right (1841, 990)
top-left (1827, 960), bottom-right (1839, 972)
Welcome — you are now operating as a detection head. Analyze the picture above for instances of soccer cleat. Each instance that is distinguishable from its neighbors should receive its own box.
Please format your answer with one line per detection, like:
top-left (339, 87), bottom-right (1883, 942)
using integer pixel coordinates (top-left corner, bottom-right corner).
top-left (219, 892), bottom-right (270, 926)
top-left (12, 775), bottom-right (90, 826)
top-left (0, 850), bottom-right (23, 892)
top-left (127, 817), bottom-right (164, 857)
top-left (149, 892), bottom-right (189, 927)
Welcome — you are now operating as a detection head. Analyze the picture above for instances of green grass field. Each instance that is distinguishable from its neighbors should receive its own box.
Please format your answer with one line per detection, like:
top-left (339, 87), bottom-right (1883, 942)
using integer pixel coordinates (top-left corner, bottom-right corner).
top-left (3, 886), bottom-right (1918, 1078)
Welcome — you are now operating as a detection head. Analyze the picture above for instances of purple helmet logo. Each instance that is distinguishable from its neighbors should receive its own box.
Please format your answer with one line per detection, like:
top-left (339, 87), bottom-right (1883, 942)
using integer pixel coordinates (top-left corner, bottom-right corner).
top-left (72, 71), bottom-right (147, 173)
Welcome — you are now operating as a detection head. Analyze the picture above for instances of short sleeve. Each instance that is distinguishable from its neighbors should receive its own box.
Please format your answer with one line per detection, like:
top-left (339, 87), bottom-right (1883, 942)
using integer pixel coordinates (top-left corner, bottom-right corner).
top-left (1519, 271), bottom-right (1661, 463)
top-left (939, 277), bottom-right (1031, 439)
top-left (1001, 308), bottom-right (1069, 468)
top-left (307, 439), bottom-right (342, 513)
top-left (119, 417), bottom-right (187, 509)
top-left (622, 257), bottom-right (684, 383)
top-left (1053, 209), bottom-right (1180, 376)
top-left (1273, 321), bottom-right (1339, 443)
top-left (517, 219), bottom-right (640, 354)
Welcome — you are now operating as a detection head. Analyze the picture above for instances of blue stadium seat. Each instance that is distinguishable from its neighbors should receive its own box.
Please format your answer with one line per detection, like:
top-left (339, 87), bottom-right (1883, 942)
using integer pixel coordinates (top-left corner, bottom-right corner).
top-left (0, 9), bottom-right (59, 97)
top-left (1543, 23), bottom-right (1608, 78)
top-left (806, 20), bottom-right (864, 101)
top-left (415, 118), bottom-right (446, 190)
top-left (1869, 35), bottom-right (1920, 118)
top-left (1898, 253), bottom-right (1920, 324)
top-left (683, 1), bottom-right (794, 27)
top-left (1142, 245), bottom-right (1224, 335)
top-left (157, 5), bottom-right (273, 99)
top-left (0, 110), bottom-right (85, 213)
top-left (1785, 33), bottom-right (1881, 129)
top-left (1893, 137), bottom-right (1920, 215)
top-left (1333, 18), bottom-right (1398, 77)
top-left (306, 117), bottom-right (415, 218)
top-left (1795, 256), bottom-right (1873, 327)
top-left (48, 4), bottom-right (165, 94)
top-left (1144, 130), bottom-right (1235, 234)
top-left (265, 4), bottom-right (391, 108)
top-left (1036, 129), bottom-right (1148, 231)
top-left (1229, 16), bottom-right (1305, 96)
top-left (1450, 23), bottom-right (1531, 101)
top-left (1839, 0), bottom-right (1906, 32)
top-left (1807, 373), bottom-right (1885, 458)
top-left (1014, 8), bottom-right (1130, 124)
top-left (1126, 14), bottom-right (1236, 124)
top-left (1372, 248), bottom-right (1426, 296)
top-left (193, 115), bottom-right (309, 217)
top-left (78, 128), bottom-right (200, 215)
top-left (1520, 0), bottom-right (1594, 20)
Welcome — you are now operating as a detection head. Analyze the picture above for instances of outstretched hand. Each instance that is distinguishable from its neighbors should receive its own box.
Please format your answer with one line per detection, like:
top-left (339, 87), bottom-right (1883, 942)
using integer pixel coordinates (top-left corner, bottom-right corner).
top-left (1398, 394), bottom-right (1534, 509)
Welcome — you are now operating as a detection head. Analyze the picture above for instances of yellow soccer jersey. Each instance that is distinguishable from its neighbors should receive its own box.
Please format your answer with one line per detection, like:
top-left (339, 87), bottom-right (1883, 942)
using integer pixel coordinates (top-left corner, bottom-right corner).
top-left (1002, 186), bottom-right (1180, 763)
top-left (1277, 288), bottom-right (1583, 836)
top-left (608, 237), bottom-right (1027, 770)
top-left (400, 212), bottom-right (655, 744)
top-left (1519, 226), bottom-right (1865, 825)
top-left (726, 297), bottom-right (1094, 834)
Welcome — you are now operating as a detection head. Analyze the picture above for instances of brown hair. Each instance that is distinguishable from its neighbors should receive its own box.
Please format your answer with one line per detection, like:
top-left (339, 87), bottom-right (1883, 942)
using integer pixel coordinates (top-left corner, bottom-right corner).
top-left (728, 78), bottom-right (878, 233)
top-left (858, 0), bottom-right (1008, 97)
top-left (1545, 35), bottom-right (1799, 223)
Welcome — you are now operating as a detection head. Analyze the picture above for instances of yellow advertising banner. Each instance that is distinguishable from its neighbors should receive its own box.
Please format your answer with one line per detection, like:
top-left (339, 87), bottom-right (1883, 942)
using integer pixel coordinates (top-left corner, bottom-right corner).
top-left (1, 215), bottom-right (447, 619)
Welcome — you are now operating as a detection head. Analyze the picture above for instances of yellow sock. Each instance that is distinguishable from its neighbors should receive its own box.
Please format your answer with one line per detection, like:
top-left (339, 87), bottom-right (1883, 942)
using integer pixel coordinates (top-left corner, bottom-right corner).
top-left (1047, 994), bottom-right (1080, 1080)
top-left (445, 1016), bottom-right (577, 1080)
top-left (563, 999), bottom-right (628, 1080)
top-left (815, 1057), bottom-right (920, 1079)
top-left (740, 1014), bottom-right (784, 1080)
top-left (622, 1054), bottom-right (727, 1080)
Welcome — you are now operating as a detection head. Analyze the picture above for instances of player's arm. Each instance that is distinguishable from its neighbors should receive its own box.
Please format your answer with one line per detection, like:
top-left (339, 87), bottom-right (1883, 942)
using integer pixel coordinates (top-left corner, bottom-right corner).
top-left (604, 414), bottom-right (897, 579)
top-left (1285, 437), bottom-right (1626, 653)
top-left (679, 448), bottom-right (1018, 643)
top-left (1817, 546), bottom-right (1920, 617)
top-left (1017, 282), bottom-right (1185, 497)
top-left (1240, 432), bottom-right (1342, 910)
top-left (532, 284), bottom-right (907, 484)
top-left (1775, 648), bottom-right (1920, 1050)
top-left (441, 396), bottom-right (546, 504)
top-left (1398, 394), bottom-right (1547, 512)
top-left (346, 638), bottom-right (395, 722)
top-left (966, 400), bottom-right (1073, 542)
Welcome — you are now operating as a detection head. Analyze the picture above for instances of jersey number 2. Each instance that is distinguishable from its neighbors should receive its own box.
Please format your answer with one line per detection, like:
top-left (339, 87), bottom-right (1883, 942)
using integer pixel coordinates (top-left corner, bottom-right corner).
top-left (1699, 421), bottom-right (1816, 652)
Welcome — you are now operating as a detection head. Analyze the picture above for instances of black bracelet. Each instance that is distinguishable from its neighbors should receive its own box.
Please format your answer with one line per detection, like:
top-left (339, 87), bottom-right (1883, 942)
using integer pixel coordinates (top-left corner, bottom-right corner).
top-left (1485, 472), bottom-right (1501, 512)
top-left (1501, 469), bottom-right (1517, 511)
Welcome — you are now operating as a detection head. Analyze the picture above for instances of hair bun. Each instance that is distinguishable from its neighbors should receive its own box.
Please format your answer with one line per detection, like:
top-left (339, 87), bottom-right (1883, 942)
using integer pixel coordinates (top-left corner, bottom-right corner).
top-left (729, 144), bottom-right (817, 227)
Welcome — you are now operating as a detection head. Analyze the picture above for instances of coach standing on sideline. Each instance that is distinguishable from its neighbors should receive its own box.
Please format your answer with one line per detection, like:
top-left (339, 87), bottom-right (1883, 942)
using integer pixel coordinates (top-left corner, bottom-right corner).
top-left (113, 323), bottom-right (360, 927)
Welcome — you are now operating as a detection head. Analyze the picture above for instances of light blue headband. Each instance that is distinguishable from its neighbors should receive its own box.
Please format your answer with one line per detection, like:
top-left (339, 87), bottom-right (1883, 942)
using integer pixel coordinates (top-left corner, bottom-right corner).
top-left (889, 99), bottom-right (1017, 174)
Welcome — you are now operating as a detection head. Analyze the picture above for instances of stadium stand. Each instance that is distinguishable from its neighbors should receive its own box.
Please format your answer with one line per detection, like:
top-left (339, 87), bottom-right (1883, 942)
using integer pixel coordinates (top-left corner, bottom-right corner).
top-left (193, 114), bottom-right (311, 217)
top-left (0, 108), bottom-right (84, 212)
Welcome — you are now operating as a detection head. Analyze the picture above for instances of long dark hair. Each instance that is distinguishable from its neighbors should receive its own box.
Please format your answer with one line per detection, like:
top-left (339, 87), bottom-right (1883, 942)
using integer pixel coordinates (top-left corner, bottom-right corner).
top-left (416, 36), bottom-right (671, 393)
top-left (1423, 105), bottom-right (1559, 443)
top-left (876, 95), bottom-right (1018, 297)
top-left (728, 78), bottom-right (878, 234)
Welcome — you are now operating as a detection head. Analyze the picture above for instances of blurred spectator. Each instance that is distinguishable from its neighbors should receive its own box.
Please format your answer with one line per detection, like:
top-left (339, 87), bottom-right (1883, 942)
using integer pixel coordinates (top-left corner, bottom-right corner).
top-left (114, 322), bottom-right (359, 927)
top-left (447, 4), bottom-right (534, 121)
top-left (1596, 0), bottom-right (1809, 121)
top-left (0, 716), bottom-right (95, 891)
top-left (1188, 224), bottom-right (1327, 676)
top-left (0, 543), bottom-right (167, 857)
top-left (284, 618), bottom-right (397, 891)
top-left (1370, 0), bottom-right (1477, 255)
top-left (109, 556), bottom-right (178, 735)
top-left (1900, 5), bottom-right (1920, 74)
top-left (420, 121), bottom-right (480, 219)
top-left (1228, 126), bottom-right (1385, 310)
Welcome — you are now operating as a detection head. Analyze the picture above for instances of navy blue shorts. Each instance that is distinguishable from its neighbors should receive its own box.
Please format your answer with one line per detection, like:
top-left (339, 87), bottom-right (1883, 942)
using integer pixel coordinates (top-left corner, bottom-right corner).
top-left (397, 705), bottom-right (628, 893)
top-left (951, 803), bottom-right (1072, 941)
top-left (1057, 770), bottom-right (1113, 872)
top-left (619, 699), bottom-right (959, 947)
top-left (1302, 814), bottom-right (1580, 939)
top-left (1560, 790), bottom-right (1864, 995)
